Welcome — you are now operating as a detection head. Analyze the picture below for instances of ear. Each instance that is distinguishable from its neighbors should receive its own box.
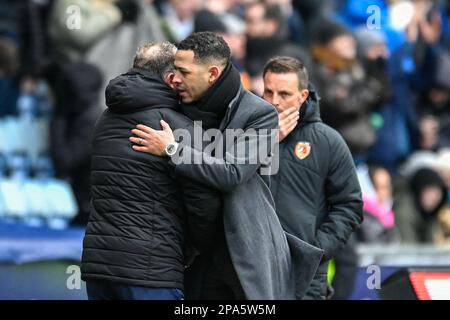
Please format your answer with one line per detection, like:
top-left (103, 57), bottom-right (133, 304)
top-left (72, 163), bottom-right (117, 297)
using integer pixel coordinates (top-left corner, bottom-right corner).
top-left (299, 89), bottom-right (309, 105)
top-left (165, 72), bottom-right (174, 82)
top-left (208, 66), bottom-right (221, 84)
top-left (164, 72), bottom-right (175, 89)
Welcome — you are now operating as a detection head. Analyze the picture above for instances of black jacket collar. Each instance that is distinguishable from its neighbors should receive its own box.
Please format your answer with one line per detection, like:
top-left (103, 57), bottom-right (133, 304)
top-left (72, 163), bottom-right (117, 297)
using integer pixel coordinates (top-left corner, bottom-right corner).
top-left (180, 62), bottom-right (242, 130)
top-left (105, 68), bottom-right (179, 113)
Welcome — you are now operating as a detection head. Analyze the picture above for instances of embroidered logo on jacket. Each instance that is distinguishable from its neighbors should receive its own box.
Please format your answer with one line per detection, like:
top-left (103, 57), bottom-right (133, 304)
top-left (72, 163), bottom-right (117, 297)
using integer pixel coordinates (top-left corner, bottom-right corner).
top-left (294, 142), bottom-right (311, 160)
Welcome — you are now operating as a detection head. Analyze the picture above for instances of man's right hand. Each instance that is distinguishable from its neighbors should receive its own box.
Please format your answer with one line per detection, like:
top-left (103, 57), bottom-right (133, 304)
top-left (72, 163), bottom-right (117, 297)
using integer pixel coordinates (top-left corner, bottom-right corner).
top-left (129, 120), bottom-right (175, 157)
top-left (278, 107), bottom-right (300, 142)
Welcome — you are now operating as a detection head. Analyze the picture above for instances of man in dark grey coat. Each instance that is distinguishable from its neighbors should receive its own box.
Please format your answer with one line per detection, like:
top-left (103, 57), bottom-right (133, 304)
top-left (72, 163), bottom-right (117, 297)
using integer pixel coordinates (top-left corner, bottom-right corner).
top-left (130, 32), bottom-right (323, 299)
top-left (262, 56), bottom-right (363, 299)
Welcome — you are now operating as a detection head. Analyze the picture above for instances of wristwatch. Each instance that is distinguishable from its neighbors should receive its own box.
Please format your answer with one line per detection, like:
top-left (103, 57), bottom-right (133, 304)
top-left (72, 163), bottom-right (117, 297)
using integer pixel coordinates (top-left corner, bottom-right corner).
top-left (165, 142), bottom-right (179, 157)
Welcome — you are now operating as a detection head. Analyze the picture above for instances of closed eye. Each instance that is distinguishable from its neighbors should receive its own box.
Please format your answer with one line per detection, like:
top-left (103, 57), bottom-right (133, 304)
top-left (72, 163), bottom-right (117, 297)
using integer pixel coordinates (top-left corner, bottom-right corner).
top-left (174, 66), bottom-right (190, 75)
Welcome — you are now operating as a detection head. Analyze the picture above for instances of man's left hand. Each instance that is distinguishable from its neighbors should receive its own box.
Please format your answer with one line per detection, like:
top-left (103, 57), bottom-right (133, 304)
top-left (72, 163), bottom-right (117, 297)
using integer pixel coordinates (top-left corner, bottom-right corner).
top-left (129, 120), bottom-right (174, 156)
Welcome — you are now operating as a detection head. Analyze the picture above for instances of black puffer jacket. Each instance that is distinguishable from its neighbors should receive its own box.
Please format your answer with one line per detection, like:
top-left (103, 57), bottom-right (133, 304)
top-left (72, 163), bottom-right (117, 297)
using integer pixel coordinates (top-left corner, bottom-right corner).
top-left (81, 68), bottom-right (221, 289)
top-left (270, 87), bottom-right (363, 299)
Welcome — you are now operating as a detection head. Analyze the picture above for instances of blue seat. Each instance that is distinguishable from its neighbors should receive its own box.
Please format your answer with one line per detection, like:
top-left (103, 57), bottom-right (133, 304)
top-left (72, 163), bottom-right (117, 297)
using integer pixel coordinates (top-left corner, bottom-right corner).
top-left (33, 154), bottom-right (55, 179)
top-left (23, 179), bottom-right (51, 218)
top-left (0, 178), bottom-right (29, 219)
top-left (45, 179), bottom-right (78, 220)
top-left (7, 153), bottom-right (30, 180)
top-left (0, 119), bottom-right (9, 155)
top-left (23, 118), bottom-right (50, 163)
top-left (0, 153), bottom-right (6, 177)
top-left (1, 117), bottom-right (26, 154)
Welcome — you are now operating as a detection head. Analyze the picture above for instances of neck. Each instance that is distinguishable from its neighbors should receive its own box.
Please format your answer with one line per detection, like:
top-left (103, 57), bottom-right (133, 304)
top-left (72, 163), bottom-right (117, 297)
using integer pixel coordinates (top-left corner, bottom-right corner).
top-left (180, 62), bottom-right (241, 129)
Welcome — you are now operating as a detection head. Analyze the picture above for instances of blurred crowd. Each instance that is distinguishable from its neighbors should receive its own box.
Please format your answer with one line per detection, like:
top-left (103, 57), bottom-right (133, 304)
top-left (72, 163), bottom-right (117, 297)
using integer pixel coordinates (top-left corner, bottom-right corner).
top-left (0, 0), bottom-right (449, 245)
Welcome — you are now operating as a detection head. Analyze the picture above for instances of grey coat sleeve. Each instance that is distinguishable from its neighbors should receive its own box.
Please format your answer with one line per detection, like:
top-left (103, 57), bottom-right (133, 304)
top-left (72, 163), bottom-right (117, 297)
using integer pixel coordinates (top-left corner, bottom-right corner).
top-left (170, 106), bottom-right (278, 192)
top-left (314, 133), bottom-right (363, 261)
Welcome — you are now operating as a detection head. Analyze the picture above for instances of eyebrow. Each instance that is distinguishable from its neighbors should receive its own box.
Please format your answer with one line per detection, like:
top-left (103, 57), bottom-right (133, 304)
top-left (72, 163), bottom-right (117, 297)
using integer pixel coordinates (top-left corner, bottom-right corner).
top-left (265, 89), bottom-right (292, 95)
top-left (174, 65), bottom-right (189, 72)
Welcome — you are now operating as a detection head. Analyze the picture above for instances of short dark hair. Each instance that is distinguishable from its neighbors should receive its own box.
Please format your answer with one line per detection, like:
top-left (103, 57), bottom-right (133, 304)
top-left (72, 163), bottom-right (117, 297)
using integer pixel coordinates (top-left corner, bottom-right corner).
top-left (247, 0), bottom-right (283, 24)
top-left (177, 31), bottom-right (231, 66)
top-left (263, 56), bottom-right (309, 90)
top-left (313, 21), bottom-right (353, 45)
top-left (264, 3), bottom-right (283, 24)
top-left (133, 41), bottom-right (177, 78)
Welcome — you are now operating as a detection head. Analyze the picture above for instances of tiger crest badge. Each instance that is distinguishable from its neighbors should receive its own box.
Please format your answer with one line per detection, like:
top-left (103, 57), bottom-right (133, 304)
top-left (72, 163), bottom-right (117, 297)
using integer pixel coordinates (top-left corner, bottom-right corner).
top-left (294, 142), bottom-right (311, 160)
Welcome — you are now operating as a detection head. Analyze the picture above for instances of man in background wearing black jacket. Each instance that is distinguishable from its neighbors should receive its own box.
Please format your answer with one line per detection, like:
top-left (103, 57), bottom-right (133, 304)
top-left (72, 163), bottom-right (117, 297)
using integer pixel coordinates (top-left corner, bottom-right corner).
top-left (81, 42), bottom-right (222, 300)
top-left (262, 56), bottom-right (363, 300)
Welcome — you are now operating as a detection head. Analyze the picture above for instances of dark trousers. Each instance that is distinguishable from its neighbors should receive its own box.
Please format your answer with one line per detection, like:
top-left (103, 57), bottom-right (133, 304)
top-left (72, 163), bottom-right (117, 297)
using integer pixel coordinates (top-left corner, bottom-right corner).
top-left (185, 241), bottom-right (246, 300)
top-left (86, 280), bottom-right (184, 300)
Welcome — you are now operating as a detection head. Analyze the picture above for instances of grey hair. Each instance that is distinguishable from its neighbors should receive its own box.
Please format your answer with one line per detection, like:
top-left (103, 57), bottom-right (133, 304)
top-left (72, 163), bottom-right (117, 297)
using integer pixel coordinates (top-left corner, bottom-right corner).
top-left (133, 41), bottom-right (177, 78)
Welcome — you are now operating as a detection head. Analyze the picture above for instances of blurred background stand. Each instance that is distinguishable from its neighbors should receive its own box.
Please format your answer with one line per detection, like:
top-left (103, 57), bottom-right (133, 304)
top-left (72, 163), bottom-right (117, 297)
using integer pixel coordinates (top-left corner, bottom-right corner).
top-left (0, 222), bottom-right (86, 300)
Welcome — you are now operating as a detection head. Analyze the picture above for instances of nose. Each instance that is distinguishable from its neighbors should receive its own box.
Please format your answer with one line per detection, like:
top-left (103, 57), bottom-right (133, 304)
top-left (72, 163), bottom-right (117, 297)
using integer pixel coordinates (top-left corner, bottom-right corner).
top-left (271, 94), bottom-right (280, 107)
top-left (172, 71), bottom-right (182, 84)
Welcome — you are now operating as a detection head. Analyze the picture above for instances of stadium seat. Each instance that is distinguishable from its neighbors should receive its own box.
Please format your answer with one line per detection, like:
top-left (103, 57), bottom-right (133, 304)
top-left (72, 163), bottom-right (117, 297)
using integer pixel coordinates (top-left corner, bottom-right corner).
top-left (0, 178), bottom-right (29, 218)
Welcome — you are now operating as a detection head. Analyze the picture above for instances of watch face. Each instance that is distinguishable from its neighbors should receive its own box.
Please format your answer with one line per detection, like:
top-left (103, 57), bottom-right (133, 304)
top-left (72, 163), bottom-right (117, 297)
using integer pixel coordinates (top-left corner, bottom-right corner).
top-left (166, 143), bottom-right (177, 156)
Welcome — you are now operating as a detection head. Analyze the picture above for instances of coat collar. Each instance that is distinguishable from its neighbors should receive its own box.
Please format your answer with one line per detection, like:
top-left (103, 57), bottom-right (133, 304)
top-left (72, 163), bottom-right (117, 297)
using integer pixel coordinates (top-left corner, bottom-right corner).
top-left (219, 84), bottom-right (245, 131)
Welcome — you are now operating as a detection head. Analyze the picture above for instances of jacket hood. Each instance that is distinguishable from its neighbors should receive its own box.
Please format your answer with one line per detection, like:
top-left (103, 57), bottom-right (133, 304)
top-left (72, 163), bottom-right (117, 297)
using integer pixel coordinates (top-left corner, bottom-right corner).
top-left (410, 167), bottom-right (448, 219)
top-left (301, 83), bottom-right (322, 124)
top-left (105, 68), bottom-right (178, 113)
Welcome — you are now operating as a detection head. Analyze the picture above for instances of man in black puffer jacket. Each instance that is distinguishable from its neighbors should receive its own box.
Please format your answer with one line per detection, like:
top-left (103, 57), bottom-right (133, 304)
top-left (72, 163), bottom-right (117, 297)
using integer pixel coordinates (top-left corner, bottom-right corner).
top-left (81, 42), bottom-right (221, 300)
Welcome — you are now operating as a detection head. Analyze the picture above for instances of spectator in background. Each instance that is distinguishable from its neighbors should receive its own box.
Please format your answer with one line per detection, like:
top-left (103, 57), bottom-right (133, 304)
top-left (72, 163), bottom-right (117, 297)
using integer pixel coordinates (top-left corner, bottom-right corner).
top-left (441, 0), bottom-right (450, 46)
top-left (87, 0), bottom-right (167, 109)
top-left (435, 149), bottom-right (450, 194)
top-left (1, 0), bottom-right (53, 117)
top-left (398, 0), bottom-right (450, 153)
top-left (405, 0), bottom-right (442, 51)
top-left (292, 0), bottom-right (332, 36)
top-left (48, 0), bottom-right (166, 109)
top-left (357, 165), bottom-right (400, 243)
top-left (416, 46), bottom-right (450, 149)
top-left (193, 8), bottom-right (251, 89)
top-left (310, 21), bottom-right (388, 160)
top-left (434, 148), bottom-right (450, 244)
top-left (436, 206), bottom-right (450, 245)
top-left (0, 0), bottom-right (52, 75)
top-left (0, 37), bottom-right (20, 117)
top-left (418, 115), bottom-right (441, 151)
top-left (395, 167), bottom-right (448, 243)
top-left (244, 0), bottom-right (311, 95)
top-left (48, 0), bottom-right (122, 63)
top-left (354, 27), bottom-right (418, 173)
top-left (43, 62), bottom-right (103, 226)
top-left (159, 0), bottom-right (200, 42)
top-left (333, 0), bottom-right (406, 53)
top-left (219, 14), bottom-right (250, 89)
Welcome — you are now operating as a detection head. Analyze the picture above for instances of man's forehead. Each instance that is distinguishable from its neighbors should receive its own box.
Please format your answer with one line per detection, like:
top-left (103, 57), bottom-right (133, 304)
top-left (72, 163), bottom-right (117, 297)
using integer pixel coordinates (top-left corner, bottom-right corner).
top-left (265, 72), bottom-right (299, 85)
top-left (175, 49), bottom-right (195, 61)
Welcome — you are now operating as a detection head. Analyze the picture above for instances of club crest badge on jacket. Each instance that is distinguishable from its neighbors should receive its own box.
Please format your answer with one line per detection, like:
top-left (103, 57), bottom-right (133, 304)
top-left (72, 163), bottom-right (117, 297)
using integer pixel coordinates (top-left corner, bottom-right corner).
top-left (295, 142), bottom-right (311, 160)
